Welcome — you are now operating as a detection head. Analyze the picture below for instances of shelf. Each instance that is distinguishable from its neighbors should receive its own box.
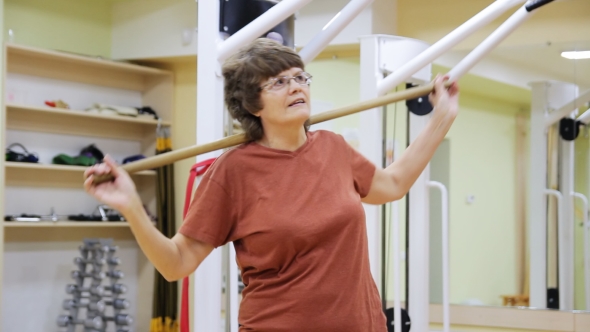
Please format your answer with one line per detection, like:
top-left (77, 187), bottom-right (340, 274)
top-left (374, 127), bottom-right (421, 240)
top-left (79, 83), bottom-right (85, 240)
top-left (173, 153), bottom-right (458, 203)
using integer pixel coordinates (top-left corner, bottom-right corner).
top-left (5, 162), bottom-right (156, 188)
top-left (3, 221), bottom-right (129, 228)
top-left (6, 43), bottom-right (171, 91)
top-left (5, 161), bottom-right (156, 175)
top-left (6, 104), bottom-right (170, 140)
top-left (3, 221), bottom-right (134, 242)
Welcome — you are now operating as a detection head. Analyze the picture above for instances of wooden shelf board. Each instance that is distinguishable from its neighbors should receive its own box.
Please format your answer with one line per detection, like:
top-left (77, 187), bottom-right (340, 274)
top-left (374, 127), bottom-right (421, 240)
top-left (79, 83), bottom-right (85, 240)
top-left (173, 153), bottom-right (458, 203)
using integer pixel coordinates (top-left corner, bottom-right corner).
top-left (3, 221), bottom-right (129, 228)
top-left (6, 104), bottom-right (168, 141)
top-left (6, 104), bottom-right (171, 126)
top-left (5, 161), bottom-right (156, 176)
top-left (7, 43), bottom-right (169, 76)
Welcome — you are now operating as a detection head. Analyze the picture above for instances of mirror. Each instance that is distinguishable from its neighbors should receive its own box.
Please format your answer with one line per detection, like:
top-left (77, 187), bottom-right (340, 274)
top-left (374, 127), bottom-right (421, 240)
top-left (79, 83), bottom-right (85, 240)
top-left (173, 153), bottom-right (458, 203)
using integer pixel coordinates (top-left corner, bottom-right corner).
top-left (426, 40), bottom-right (590, 311)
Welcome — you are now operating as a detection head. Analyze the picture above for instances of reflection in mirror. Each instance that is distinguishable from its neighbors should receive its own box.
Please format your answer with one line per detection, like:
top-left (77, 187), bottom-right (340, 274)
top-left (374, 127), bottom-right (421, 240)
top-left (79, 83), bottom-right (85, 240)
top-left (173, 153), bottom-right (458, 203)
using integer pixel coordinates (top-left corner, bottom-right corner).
top-left (424, 40), bottom-right (590, 311)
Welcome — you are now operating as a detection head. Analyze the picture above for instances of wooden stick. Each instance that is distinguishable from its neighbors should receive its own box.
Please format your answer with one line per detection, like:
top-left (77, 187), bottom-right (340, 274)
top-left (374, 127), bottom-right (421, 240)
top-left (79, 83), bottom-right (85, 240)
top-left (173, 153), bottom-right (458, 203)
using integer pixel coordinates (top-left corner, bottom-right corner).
top-left (92, 82), bottom-right (436, 184)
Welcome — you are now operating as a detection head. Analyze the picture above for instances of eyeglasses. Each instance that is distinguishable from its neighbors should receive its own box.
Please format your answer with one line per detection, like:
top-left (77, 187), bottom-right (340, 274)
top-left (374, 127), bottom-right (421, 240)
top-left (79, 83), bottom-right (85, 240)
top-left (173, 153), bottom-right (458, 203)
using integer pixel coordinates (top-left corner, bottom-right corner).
top-left (259, 72), bottom-right (313, 91)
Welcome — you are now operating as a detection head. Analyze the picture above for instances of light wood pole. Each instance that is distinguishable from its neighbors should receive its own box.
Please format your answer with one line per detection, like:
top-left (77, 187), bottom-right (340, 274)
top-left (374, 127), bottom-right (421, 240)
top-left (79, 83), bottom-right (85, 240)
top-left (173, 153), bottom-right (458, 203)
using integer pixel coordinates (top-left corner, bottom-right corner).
top-left (92, 82), bottom-right (439, 184)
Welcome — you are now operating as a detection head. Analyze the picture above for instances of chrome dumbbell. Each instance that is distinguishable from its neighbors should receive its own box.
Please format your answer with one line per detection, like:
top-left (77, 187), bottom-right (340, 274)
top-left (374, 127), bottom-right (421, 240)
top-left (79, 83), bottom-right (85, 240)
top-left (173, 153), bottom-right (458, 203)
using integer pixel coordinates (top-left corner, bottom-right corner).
top-left (74, 257), bottom-right (107, 265)
top-left (71, 270), bottom-right (106, 280)
top-left (107, 257), bottom-right (122, 266)
top-left (56, 315), bottom-right (104, 329)
top-left (106, 298), bottom-right (130, 310)
top-left (107, 270), bottom-right (125, 279)
top-left (104, 284), bottom-right (127, 294)
top-left (62, 299), bottom-right (106, 312)
top-left (102, 245), bottom-right (119, 253)
top-left (66, 284), bottom-right (105, 296)
top-left (105, 314), bottom-right (133, 326)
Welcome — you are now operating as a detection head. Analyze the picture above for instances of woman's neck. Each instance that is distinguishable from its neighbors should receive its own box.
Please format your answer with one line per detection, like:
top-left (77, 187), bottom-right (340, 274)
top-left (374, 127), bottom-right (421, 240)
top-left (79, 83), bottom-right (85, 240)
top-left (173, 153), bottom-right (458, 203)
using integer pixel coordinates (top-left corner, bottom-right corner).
top-left (257, 126), bottom-right (307, 152)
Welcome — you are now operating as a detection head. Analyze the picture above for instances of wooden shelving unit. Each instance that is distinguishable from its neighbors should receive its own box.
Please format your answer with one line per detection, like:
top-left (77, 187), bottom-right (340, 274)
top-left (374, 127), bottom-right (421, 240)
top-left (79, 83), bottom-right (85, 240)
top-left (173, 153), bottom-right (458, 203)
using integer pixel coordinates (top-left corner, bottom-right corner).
top-left (1, 43), bottom-right (173, 331)
top-left (3, 221), bottom-right (130, 228)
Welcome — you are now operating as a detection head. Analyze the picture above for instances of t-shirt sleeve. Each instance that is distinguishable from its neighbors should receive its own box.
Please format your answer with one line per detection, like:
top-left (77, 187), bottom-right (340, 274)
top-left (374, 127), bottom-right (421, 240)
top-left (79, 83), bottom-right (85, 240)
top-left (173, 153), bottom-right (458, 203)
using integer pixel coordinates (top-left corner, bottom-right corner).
top-left (336, 133), bottom-right (376, 198)
top-left (178, 175), bottom-right (236, 248)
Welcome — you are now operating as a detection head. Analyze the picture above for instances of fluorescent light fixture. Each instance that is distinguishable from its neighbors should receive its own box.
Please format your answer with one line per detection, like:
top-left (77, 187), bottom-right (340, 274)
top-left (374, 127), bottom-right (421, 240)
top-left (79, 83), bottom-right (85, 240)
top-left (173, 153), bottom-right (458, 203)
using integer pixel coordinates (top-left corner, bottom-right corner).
top-left (561, 50), bottom-right (590, 59)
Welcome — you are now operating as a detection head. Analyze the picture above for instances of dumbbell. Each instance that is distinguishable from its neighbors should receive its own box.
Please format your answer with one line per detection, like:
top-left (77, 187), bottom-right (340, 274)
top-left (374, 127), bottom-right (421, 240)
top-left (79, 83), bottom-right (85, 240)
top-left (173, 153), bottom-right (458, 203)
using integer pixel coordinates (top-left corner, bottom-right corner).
top-left (74, 257), bottom-right (106, 265)
top-left (102, 245), bottom-right (119, 253)
top-left (107, 270), bottom-right (125, 279)
top-left (66, 284), bottom-right (105, 296)
top-left (104, 314), bottom-right (133, 326)
top-left (62, 299), bottom-right (106, 312)
top-left (105, 298), bottom-right (130, 310)
top-left (103, 284), bottom-right (127, 294)
top-left (107, 257), bottom-right (121, 266)
top-left (71, 270), bottom-right (106, 280)
top-left (56, 315), bottom-right (104, 329)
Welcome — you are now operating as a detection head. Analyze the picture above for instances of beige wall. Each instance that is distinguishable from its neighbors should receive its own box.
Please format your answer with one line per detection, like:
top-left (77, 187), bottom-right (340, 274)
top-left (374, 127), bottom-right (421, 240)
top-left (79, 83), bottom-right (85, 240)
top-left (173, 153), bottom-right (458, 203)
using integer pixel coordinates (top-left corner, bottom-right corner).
top-left (4, 0), bottom-right (111, 57)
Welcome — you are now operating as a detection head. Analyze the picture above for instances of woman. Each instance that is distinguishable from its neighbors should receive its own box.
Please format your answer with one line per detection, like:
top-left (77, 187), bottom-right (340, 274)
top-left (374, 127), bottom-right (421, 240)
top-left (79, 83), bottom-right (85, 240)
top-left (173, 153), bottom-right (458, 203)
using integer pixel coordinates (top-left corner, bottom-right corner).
top-left (84, 38), bottom-right (459, 331)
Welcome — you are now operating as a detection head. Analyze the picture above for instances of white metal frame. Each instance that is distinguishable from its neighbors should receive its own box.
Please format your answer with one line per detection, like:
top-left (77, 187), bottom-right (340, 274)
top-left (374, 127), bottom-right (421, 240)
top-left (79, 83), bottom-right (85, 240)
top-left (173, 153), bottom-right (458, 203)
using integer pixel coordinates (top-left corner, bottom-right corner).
top-left (429, 181), bottom-right (450, 332)
top-left (359, 1), bottom-right (538, 330)
top-left (194, 0), bottom-right (556, 330)
top-left (528, 81), bottom-right (590, 310)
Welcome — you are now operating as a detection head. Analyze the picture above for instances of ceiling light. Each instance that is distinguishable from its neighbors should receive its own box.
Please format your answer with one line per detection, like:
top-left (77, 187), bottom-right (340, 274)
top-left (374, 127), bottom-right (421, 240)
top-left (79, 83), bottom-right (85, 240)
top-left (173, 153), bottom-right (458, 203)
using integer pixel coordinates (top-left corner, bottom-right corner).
top-left (561, 51), bottom-right (590, 59)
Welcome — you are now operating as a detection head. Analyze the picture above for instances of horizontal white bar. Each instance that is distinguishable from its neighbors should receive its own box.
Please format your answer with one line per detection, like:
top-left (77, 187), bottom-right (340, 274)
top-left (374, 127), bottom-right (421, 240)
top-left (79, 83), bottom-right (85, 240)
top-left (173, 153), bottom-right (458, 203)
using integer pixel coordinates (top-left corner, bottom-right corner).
top-left (447, 5), bottom-right (532, 81)
top-left (299, 0), bottom-right (374, 64)
top-left (217, 0), bottom-right (313, 62)
top-left (564, 90), bottom-right (590, 127)
top-left (377, 0), bottom-right (526, 95)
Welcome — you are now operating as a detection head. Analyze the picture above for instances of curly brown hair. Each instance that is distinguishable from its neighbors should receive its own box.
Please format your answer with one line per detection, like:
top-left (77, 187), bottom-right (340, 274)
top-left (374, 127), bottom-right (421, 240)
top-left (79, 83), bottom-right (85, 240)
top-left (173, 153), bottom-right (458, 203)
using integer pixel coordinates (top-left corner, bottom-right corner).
top-left (222, 38), bottom-right (310, 141)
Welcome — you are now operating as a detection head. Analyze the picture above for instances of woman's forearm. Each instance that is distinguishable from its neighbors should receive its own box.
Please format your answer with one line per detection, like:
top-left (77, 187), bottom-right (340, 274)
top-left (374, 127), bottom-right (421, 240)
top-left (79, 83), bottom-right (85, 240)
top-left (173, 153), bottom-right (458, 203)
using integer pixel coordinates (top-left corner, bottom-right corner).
top-left (120, 199), bottom-right (184, 281)
top-left (386, 113), bottom-right (454, 194)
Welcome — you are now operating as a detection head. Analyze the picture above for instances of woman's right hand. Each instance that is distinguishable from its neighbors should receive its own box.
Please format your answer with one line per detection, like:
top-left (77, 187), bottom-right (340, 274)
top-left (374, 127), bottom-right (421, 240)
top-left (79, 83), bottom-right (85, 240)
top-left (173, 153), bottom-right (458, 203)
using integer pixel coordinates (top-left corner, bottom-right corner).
top-left (84, 155), bottom-right (142, 214)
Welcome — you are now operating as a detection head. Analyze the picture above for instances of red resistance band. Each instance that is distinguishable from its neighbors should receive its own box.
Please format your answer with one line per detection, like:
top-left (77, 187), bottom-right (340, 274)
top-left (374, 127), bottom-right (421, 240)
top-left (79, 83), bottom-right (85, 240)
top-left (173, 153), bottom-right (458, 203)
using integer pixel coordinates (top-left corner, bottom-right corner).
top-left (180, 158), bottom-right (216, 332)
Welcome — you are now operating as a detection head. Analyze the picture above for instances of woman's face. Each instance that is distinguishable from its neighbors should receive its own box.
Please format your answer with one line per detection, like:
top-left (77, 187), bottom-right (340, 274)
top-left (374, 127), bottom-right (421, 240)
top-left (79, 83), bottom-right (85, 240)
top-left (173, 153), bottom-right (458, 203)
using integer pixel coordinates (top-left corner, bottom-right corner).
top-left (254, 67), bottom-right (311, 131)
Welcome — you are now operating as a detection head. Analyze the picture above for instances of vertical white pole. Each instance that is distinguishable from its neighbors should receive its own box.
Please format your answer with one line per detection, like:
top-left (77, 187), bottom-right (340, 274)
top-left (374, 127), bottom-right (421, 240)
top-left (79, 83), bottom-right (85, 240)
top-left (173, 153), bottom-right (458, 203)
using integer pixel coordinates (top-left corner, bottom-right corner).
top-left (559, 126), bottom-right (575, 310)
top-left (359, 35), bottom-right (384, 288)
top-left (428, 181), bottom-right (450, 332)
top-left (391, 201), bottom-right (402, 332)
top-left (195, 0), bottom-right (224, 331)
top-left (360, 35), bottom-right (432, 331)
top-left (529, 82), bottom-right (550, 308)
top-left (408, 112), bottom-right (431, 332)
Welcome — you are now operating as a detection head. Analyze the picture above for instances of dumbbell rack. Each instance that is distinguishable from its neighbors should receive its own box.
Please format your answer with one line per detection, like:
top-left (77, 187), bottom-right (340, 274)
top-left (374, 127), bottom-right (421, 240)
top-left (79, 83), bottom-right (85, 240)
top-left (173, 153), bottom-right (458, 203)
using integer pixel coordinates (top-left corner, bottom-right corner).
top-left (57, 238), bottom-right (133, 332)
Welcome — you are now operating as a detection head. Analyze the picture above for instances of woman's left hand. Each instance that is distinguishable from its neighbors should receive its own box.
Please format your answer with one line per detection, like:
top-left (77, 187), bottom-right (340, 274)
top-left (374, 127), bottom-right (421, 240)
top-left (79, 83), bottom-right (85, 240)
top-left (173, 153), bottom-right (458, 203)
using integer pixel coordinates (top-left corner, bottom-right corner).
top-left (429, 75), bottom-right (459, 124)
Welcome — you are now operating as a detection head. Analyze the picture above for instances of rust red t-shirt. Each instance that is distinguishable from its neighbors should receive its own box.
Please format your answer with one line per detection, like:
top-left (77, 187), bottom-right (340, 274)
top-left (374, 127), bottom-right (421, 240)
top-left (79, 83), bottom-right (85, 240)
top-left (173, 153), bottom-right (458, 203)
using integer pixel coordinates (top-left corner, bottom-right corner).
top-left (179, 130), bottom-right (386, 331)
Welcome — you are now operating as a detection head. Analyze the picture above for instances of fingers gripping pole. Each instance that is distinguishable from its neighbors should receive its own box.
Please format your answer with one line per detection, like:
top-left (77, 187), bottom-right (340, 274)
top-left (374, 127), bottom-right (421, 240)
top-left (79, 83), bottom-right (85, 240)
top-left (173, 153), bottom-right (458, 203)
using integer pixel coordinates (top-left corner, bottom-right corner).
top-left (91, 83), bottom-right (441, 184)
